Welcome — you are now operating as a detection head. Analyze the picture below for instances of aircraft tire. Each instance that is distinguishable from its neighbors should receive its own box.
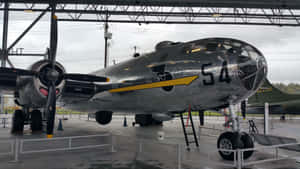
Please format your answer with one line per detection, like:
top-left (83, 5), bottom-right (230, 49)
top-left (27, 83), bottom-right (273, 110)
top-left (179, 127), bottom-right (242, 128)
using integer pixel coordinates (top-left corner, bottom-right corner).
top-left (240, 132), bottom-right (254, 159)
top-left (95, 111), bottom-right (112, 125)
top-left (30, 110), bottom-right (43, 132)
top-left (217, 132), bottom-right (254, 161)
top-left (11, 110), bottom-right (25, 134)
top-left (217, 132), bottom-right (237, 161)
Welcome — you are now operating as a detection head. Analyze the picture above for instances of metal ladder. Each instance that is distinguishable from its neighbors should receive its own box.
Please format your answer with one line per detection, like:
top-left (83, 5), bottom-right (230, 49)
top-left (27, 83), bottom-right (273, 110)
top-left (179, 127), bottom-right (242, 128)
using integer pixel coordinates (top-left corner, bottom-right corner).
top-left (249, 119), bottom-right (259, 134)
top-left (180, 109), bottom-right (199, 150)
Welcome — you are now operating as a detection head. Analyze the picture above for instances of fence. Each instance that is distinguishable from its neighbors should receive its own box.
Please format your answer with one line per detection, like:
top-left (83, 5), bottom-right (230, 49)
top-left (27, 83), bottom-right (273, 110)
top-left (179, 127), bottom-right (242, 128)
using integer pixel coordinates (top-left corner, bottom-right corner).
top-left (113, 134), bottom-right (300, 169)
top-left (240, 142), bottom-right (300, 167)
top-left (7, 134), bottom-right (114, 162)
top-left (0, 139), bottom-right (14, 156)
top-left (0, 134), bottom-right (299, 169)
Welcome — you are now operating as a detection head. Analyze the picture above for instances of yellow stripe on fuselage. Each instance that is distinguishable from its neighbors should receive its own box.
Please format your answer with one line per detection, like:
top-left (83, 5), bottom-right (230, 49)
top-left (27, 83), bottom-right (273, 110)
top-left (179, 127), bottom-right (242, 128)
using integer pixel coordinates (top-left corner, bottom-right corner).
top-left (109, 75), bottom-right (198, 93)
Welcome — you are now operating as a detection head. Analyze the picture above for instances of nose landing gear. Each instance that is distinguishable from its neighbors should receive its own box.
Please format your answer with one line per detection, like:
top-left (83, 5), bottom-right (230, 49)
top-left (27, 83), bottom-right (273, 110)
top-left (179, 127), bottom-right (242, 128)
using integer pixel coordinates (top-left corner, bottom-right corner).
top-left (217, 104), bottom-right (254, 161)
top-left (218, 131), bottom-right (254, 160)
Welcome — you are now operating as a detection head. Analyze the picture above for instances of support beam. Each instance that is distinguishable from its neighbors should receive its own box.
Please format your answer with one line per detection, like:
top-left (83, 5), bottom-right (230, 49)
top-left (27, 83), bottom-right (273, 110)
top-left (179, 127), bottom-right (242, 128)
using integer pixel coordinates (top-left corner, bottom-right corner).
top-left (0, 1), bottom-right (9, 114)
top-left (7, 58), bottom-right (14, 68)
top-left (103, 11), bottom-right (112, 68)
top-left (199, 110), bottom-right (204, 126)
top-left (8, 6), bottom-right (50, 51)
top-left (58, 18), bottom-right (300, 27)
top-left (264, 102), bottom-right (269, 135)
top-left (8, 53), bottom-right (45, 57)
top-left (1, 1), bottom-right (9, 68)
top-left (104, 13), bottom-right (108, 68)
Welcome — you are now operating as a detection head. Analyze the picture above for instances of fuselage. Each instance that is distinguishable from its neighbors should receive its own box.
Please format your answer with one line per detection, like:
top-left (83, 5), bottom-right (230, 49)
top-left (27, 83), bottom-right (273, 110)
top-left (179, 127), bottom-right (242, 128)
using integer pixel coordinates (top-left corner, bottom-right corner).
top-left (61, 38), bottom-right (267, 115)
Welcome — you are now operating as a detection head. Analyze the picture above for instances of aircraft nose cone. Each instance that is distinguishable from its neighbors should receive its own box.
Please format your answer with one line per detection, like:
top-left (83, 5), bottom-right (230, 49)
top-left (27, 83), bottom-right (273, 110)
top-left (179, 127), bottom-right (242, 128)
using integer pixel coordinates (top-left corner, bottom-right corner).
top-left (237, 45), bottom-right (268, 91)
top-left (255, 55), bottom-right (268, 88)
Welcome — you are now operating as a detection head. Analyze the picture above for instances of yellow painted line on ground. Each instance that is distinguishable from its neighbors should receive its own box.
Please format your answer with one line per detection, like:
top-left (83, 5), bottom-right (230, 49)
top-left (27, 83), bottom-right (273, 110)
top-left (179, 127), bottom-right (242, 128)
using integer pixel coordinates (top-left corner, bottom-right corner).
top-left (109, 75), bottom-right (198, 93)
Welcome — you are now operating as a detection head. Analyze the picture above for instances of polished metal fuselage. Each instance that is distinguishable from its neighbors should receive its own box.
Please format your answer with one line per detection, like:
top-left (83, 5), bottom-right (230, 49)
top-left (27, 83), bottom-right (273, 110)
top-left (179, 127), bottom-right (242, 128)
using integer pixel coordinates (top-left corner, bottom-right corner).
top-left (62, 38), bottom-right (267, 115)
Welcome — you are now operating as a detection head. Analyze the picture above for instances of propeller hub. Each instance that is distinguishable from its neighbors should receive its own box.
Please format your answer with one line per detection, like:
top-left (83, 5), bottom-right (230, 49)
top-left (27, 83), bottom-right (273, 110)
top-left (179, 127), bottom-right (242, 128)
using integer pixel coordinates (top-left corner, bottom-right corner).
top-left (46, 69), bottom-right (59, 82)
top-left (36, 62), bottom-right (65, 87)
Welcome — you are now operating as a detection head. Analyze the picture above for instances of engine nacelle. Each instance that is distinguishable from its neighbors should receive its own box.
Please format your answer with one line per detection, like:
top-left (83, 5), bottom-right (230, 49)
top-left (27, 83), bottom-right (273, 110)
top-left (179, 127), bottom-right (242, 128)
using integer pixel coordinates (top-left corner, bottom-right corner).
top-left (152, 113), bottom-right (174, 122)
top-left (16, 60), bottom-right (66, 108)
top-left (95, 111), bottom-right (113, 125)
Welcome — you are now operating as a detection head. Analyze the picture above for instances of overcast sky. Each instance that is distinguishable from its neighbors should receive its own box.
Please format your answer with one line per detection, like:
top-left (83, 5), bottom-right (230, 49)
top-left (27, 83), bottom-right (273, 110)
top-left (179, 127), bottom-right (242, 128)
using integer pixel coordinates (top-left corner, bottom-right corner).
top-left (0, 12), bottom-right (300, 84)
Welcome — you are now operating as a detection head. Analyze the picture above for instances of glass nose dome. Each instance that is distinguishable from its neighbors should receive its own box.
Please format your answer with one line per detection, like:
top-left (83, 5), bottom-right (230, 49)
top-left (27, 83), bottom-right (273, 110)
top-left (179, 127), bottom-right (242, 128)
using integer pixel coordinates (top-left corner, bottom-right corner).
top-left (237, 45), bottom-right (268, 91)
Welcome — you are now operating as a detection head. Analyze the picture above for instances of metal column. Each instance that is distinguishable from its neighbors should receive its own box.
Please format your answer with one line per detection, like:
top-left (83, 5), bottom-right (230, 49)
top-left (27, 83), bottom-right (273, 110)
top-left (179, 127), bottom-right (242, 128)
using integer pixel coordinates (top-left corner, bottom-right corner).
top-left (264, 102), bottom-right (269, 135)
top-left (0, 1), bottom-right (9, 114)
top-left (1, 1), bottom-right (9, 68)
top-left (199, 110), bottom-right (204, 126)
top-left (104, 13), bottom-right (109, 68)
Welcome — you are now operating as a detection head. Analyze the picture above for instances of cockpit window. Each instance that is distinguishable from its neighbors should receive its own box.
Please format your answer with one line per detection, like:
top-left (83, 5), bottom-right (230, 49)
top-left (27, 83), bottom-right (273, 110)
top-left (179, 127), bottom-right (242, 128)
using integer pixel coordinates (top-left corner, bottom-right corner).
top-left (241, 50), bottom-right (249, 57)
top-left (223, 44), bottom-right (232, 50)
top-left (232, 42), bottom-right (242, 47)
top-left (241, 45), bottom-right (260, 61)
top-left (184, 43), bottom-right (206, 54)
top-left (206, 43), bottom-right (218, 51)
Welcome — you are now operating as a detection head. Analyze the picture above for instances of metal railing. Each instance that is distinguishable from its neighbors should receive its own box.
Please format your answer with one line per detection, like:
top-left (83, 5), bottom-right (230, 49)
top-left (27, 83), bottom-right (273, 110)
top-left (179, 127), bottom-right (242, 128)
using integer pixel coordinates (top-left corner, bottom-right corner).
top-left (20, 134), bottom-right (112, 154)
top-left (0, 139), bottom-right (14, 156)
top-left (241, 142), bottom-right (300, 167)
top-left (0, 117), bottom-right (9, 128)
top-left (202, 142), bottom-right (300, 169)
top-left (0, 132), bottom-right (299, 168)
top-left (6, 134), bottom-right (115, 162)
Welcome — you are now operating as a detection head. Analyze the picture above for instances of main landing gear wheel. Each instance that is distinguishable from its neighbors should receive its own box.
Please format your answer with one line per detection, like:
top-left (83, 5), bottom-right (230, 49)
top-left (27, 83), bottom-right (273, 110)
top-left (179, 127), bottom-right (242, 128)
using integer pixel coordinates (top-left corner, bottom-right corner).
top-left (11, 110), bottom-right (25, 134)
top-left (30, 110), bottom-right (43, 132)
top-left (217, 132), bottom-right (254, 161)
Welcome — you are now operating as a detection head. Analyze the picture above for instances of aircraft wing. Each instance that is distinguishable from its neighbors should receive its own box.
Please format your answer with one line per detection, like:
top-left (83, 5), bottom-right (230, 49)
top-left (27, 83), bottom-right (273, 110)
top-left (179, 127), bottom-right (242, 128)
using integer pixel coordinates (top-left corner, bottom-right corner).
top-left (0, 67), bottom-right (35, 91)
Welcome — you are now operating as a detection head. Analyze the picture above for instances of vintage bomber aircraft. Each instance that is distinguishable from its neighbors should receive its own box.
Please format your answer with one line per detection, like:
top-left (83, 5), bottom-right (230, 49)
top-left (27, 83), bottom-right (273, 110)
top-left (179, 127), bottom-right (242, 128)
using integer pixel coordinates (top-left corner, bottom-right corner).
top-left (0, 15), bottom-right (267, 162)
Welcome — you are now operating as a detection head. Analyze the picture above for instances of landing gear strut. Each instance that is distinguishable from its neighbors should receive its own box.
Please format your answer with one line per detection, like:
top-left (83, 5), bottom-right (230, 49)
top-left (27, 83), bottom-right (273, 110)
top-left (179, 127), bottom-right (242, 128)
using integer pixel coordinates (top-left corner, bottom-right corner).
top-left (218, 104), bottom-right (254, 161)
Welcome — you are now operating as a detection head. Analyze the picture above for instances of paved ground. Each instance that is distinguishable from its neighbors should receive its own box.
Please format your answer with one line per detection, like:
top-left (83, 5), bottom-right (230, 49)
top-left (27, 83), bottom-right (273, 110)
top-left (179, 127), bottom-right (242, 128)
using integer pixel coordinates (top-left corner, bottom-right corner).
top-left (0, 114), bottom-right (299, 169)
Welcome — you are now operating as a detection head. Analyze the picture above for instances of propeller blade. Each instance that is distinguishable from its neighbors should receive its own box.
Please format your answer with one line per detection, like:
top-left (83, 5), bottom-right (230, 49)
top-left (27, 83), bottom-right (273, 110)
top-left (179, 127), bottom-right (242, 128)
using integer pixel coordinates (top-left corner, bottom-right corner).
top-left (241, 100), bottom-right (246, 119)
top-left (45, 5), bottom-right (59, 138)
top-left (46, 82), bottom-right (57, 138)
top-left (49, 12), bottom-right (58, 66)
top-left (64, 73), bottom-right (109, 82)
